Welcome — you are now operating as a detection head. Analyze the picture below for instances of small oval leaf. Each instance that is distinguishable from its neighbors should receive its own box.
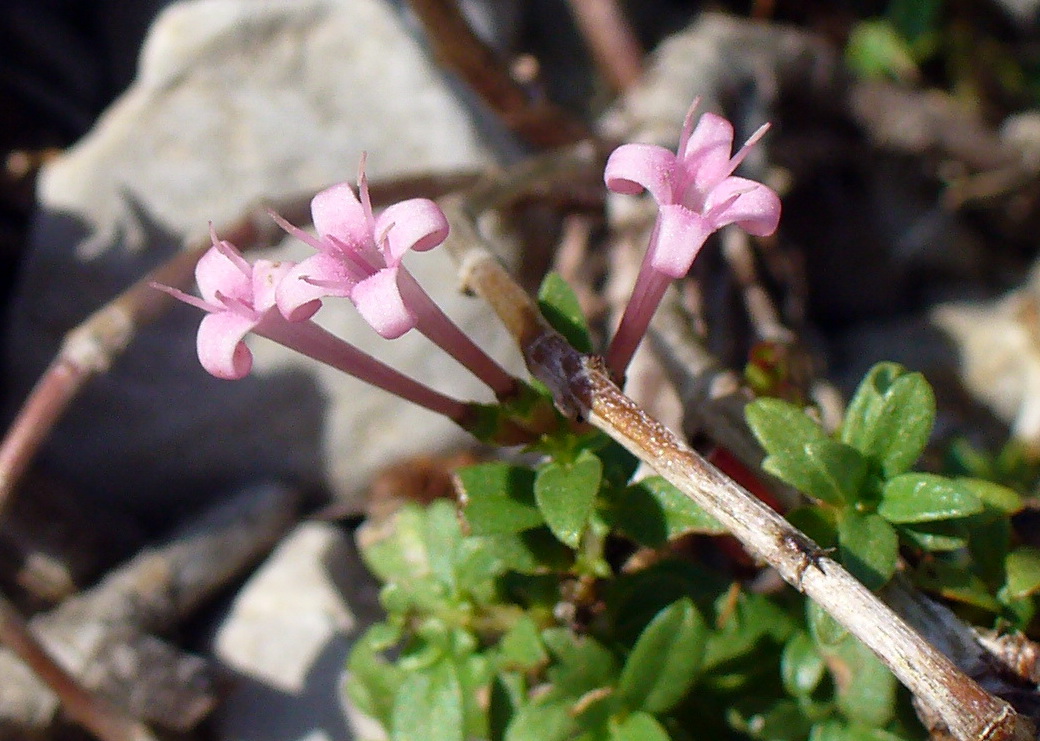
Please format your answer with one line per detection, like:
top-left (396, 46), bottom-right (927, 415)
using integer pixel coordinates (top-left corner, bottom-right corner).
top-left (458, 463), bottom-right (543, 535)
top-left (534, 450), bottom-right (603, 548)
top-left (1005, 547), bottom-right (1040, 599)
top-left (781, 632), bottom-right (826, 697)
top-left (617, 597), bottom-right (707, 713)
top-left (538, 272), bottom-right (593, 352)
top-left (841, 363), bottom-right (936, 477)
top-left (609, 711), bottom-right (670, 741)
top-left (838, 511), bottom-right (898, 590)
top-left (746, 398), bottom-right (828, 458)
top-left (878, 473), bottom-right (983, 523)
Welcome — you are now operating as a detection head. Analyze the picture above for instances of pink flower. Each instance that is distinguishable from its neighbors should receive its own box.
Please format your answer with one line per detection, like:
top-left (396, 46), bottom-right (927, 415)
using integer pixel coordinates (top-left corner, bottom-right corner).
top-left (154, 227), bottom-right (291, 380)
top-left (272, 158), bottom-right (516, 398)
top-left (154, 229), bottom-right (471, 421)
top-left (603, 101), bottom-right (782, 377)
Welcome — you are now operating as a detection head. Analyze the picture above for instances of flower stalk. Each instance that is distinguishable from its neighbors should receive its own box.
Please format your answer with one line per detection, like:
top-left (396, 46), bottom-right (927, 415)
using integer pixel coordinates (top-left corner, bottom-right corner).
top-left (604, 100), bottom-right (781, 378)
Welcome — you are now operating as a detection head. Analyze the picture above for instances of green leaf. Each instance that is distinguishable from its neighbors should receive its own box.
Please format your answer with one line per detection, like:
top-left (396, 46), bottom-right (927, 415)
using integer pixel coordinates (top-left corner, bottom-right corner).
top-left (968, 517), bottom-right (1011, 586)
top-left (845, 19), bottom-right (920, 81)
top-left (424, 501), bottom-right (464, 591)
top-left (359, 505), bottom-right (433, 586)
top-left (807, 601), bottom-right (848, 647)
top-left (811, 721), bottom-right (912, 741)
top-left (617, 598), bottom-right (707, 713)
top-left (609, 712), bottom-right (670, 741)
top-left (606, 476), bottom-right (726, 547)
top-left (746, 398), bottom-right (828, 458)
top-left (458, 463), bottom-right (543, 535)
top-left (840, 363), bottom-right (935, 478)
top-left (489, 672), bottom-right (524, 741)
top-left (346, 624), bottom-right (404, 728)
top-left (535, 450), bottom-right (603, 547)
top-left (821, 636), bottom-right (896, 728)
top-left (838, 511), bottom-right (898, 590)
top-left (781, 632), bottom-right (826, 697)
top-left (499, 615), bottom-right (548, 670)
top-left (480, 528), bottom-right (574, 575)
top-left (731, 699), bottom-right (814, 741)
top-left (505, 699), bottom-right (577, 741)
top-left (878, 473), bottom-right (983, 523)
top-left (763, 438), bottom-right (869, 507)
top-left (787, 506), bottom-right (838, 549)
top-left (538, 272), bottom-right (593, 353)
top-left (542, 628), bottom-right (619, 699)
top-left (703, 588), bottom-right (797, 675)
top-left (391, 659), bottom-right (464, 741)
top-left (913, 559), bottom-right (1002, 612)
top-left (956, 478), bottom-right (1023, 517)
top-left (1005, 547), bottom-right (1040, 599)
top-left (898, 520), bottom-right (968, 552)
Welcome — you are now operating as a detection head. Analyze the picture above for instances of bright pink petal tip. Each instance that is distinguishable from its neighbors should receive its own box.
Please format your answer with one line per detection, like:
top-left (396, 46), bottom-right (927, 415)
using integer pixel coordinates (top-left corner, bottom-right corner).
top-left (351, 268), bottom-right (417, 339)
top-left (376, 198), bottom-right (450, 261)
top-left (311, 182), bottom-right (370, 247)
top-left (604, 143), bottom-right (679, 204)
top-left (197, 311), bottom-right (257, 379)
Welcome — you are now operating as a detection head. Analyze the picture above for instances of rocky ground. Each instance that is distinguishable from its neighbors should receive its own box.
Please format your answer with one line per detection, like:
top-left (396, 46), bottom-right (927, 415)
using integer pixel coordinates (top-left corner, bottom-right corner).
top-left (3, 0), bottom-right (1040, 739)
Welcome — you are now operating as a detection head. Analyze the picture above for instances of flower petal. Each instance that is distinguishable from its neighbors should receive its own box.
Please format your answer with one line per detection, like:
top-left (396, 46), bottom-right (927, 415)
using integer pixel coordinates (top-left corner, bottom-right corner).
top-left (604, 143), bottom-right (681, 205)
top-left (311, 182), bottom-right (370, 249)
top-left (276, 253), bottom-right (356, 322)
top-left (251, 259), bottom-right (294, 313)
top-left (682, 112), bottom-right (737, 193)
top-left (704, 177), bottom-right (781, 236)
top-left (196, 244), bottom-right (251, 306)
top-left (351, 267), bottom-right (417, 339)
top-left (647, 204), bottom-right (714, 278)
top-left (197, 311), bottom-right (257, 379)
top-left (375, 198), bottom-right (449, 262)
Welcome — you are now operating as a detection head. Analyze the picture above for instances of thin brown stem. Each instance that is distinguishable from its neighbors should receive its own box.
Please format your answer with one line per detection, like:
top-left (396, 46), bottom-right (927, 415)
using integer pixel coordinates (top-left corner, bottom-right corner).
top-left (0, 592), bottom-right (156, 741)
top-left (565, 0), bottom-right (644, 93)
top-left (444, 192), bottom-right (1034, 741)
top-left (406, 0), bottom-right (590, 148)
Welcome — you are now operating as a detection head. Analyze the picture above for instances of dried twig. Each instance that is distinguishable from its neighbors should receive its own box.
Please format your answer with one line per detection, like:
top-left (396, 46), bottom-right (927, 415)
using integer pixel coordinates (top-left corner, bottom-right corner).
top-left (405, 0), bottom-right (590, 148)
top-left (0, 481), bottom-right (298, 736)
top-left (441, 166), bottom-right (1035, 741)
top-left (565, 0), bottom-right (644, 94)
top-left (0, 592), bottom-right (156, 741)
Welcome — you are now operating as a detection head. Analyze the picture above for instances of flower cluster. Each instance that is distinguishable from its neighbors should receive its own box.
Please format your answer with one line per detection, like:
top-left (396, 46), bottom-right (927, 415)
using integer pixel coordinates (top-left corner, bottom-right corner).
top-left (163, 102), bottom-right (779, 428)
top-left (603, 100), bottom-right (781, 377)
top-left (155, 159), bottom-right (521, 429)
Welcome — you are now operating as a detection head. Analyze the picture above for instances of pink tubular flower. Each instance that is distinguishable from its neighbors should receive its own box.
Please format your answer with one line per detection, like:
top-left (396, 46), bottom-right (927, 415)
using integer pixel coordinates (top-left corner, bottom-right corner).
top-left (154, 228), bottom-right (471, 421)
top-left (273, 157), bottom-right (516, 398)
top-left (603, 100), bottom-right (782, 378)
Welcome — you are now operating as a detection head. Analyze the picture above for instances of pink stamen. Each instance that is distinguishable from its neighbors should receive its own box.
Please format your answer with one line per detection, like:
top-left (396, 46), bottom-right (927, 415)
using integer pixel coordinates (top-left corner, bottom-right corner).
top-left (268, 209), bottom-right (329, 254)
top-left (727, 122), bottom-right (771, 175)
top-left (210, 226), bottom-right (253, 277)
top-left (357, 153), bottom-right (375, 229)
top-left (151, 282), bottom-right (222, 314)
top-left (677, 97), bottom-right (701, 158)
top-left (214, 290), bottom-right (262, 322)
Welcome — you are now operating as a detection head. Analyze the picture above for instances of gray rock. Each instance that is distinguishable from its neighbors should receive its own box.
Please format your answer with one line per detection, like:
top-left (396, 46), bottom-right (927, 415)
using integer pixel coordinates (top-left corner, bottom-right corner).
top-left (211, 521), bottom-right (381, 741)
top-left (4, 0), bottom-right (526, 522)
top-left (933, 266), bottom-right (1040, 451)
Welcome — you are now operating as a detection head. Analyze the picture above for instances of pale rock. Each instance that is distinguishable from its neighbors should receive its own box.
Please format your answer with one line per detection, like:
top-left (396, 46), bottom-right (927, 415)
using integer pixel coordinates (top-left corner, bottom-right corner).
top-left (933, 267), bottom-right (1040, 452)
top-left (212, 521), bottom-right (380, 741)
top-left (4, 0), bottom-right (525, 521)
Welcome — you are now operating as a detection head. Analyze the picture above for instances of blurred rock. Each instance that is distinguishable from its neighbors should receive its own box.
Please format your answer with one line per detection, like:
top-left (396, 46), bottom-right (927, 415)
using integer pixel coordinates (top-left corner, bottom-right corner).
top-left (3, 0), bottom-right (526, 524)
top-left (211, 521), bottom-right (379, 741)
top-left (933, 266), bottom-right (1040, 452)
